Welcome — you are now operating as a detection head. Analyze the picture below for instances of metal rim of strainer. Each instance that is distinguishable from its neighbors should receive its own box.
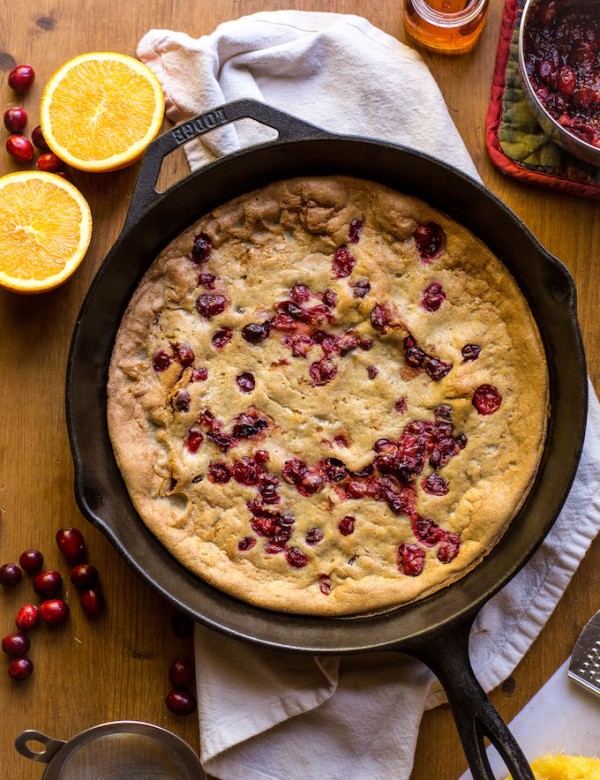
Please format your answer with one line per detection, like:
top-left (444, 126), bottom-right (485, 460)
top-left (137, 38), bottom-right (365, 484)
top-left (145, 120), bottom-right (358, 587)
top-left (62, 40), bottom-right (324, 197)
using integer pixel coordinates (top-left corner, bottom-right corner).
top-left (15, 720), bottom-right (206, 780)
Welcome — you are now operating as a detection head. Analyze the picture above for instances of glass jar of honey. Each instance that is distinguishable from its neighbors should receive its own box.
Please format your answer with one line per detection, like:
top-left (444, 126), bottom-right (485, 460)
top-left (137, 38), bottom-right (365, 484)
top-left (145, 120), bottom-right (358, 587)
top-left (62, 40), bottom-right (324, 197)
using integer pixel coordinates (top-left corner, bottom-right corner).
top-left (403, 0), bottom-right (489, 55)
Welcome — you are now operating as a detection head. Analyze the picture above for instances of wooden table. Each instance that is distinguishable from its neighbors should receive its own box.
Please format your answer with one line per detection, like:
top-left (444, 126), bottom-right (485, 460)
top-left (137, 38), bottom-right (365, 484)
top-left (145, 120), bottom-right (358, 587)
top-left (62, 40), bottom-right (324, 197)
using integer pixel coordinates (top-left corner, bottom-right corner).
top-left (1, 1), bottom-right (598, 778)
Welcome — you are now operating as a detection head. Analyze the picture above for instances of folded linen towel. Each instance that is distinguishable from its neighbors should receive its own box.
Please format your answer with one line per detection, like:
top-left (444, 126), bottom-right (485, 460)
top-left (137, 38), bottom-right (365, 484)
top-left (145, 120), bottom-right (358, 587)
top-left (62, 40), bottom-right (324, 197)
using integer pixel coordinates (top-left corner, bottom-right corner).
top-left (137, 12), bottom-right (600, 779)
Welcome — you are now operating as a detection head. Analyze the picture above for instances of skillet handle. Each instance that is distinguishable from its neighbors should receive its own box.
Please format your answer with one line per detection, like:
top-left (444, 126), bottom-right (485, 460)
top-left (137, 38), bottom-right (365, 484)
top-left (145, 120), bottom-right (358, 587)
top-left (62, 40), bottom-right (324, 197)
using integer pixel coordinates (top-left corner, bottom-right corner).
top-left (125, 98), bottom-right (330, 230)
top-left (403, 613), bottom-right (533, 780)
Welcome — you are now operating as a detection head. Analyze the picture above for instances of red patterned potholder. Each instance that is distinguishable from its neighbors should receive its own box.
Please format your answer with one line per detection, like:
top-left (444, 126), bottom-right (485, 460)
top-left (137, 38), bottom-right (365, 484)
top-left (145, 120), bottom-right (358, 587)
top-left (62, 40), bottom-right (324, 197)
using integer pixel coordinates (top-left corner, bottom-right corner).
top-left (486, 0), bottom-right (600, 199)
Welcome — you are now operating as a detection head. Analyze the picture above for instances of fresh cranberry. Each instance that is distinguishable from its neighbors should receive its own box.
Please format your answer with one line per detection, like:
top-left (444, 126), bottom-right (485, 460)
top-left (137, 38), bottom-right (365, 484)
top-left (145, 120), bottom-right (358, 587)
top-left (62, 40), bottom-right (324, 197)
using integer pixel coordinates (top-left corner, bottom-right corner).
top-left (31, 125), bottom-right (49, 151)
top-left (231, 411), bottom-right (268, 439)
top-left (198, 272), bottom-right (216, 288)
top-left (422, 473), bottom-right (449, 495)
top-left (0, 562), bottom-right (22, 588)
top-left (295, 469), bottom-right (324, 497)
top-left (191, 232), bottom-right (211, 264)
top-left (18, 549), bottom-right (44, 573)
top-left (425, 357), bottom-right (452, 382)
top-left (8, 656), bottom-right (33, 680)
top-left (421, 282), bottom-right (447, 312)
top-left (208, 462), bottom-right (231, 484)
top-left (171, 610), bottom-right (194, 638)
top-left (456, 433), bottom-right (468, 449)
top-left (348, 218), bottom-right (364, 243)
top-left (8, 64), bottom-right (35, 92)
top-left (305, 528), bottom-right (324, 545)
top-left (366, 365), bottom-right (379, 379)
top-left (370, 303), bottom-right (392, 331)
top-left (238, 536), bottom-right (256, 551)
top-left (413, 222), bottom-right (446, 261)
top-left (196, 293), bottom-right (228, 319)
top-left (397, 543), bottom-right (426, 576)
top-left (320, 289), bottom-right (338, 308)
top-left (472, 384), bottom-right (502, 415)
top-left (33, 570), bottom-right (63, 597)
top-left (412, 515), bottom-right (446, 547)
top-left (403, 335), bottom-right (426, 368)
top-left (56, 528), bottom-right (86, 563)
top-left (39, 599), bottom-right (70, 626)
top-left (437, 533), bottom-right (461, 563)
top-left (285, 547), bottom-right (309, 568)
top-left (395, 397), bottom-right (407, 413)
top-left (338, 515), bottom-right (356, 536)
top-left (152, 349), bottom-right (172, 372)
top-left (6, 134), bottom-right (34, 162)
top-left (184, 428), bottom-right (203, 453)
top-left (172, 342), bottom-right (195, 367)
top-left (557, 64), bottom-right (577, 95)
top-left (282, 458), bottom-right (308, 484)
top-left (212, 326), bottom-right (233, 349)
top-left (351, 279), bottom-right (371, 298)
top-left (232, 456), bottom-right (261, 486)
top-left (166, 689), bottom-right (197, 715)
top-left (290, 284), bottom-right (312, 304)
top-left (80, 589), bottom-right (104, 617)
top-left (309, 357), bottom-right (338, 386)
top-left (319, 457), bottom-right (348, 483)
top-left (319, 574), bottom-right (332, 595)
top-left (3, 106), bottom-right (27, 133)
top-left (2, 633), bottom-right (30, 658)
top-left (15, 604), bottom-right (39, 632)
top-left (236, 372), bottom-right (255, 393)
top-left (333, 245), bottom-right (356, 278)
top-left (248, 504), bottom-right (294, 545)
top-left (70, 564), bottom-right (98, 590)
top-left (169, 657), bottom-right (195, 688)
top-left (172, 389), bottom-right (191, 414)
top-left (37, 152), bottom-right (64, 172)
top-left (461, 344), bottom-right (481, 362)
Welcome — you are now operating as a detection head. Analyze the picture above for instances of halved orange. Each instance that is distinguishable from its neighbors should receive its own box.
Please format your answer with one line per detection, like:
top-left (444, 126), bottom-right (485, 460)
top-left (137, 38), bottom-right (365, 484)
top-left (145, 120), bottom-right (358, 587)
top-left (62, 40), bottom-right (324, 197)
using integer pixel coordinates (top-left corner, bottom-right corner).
top-left (0, 171), bottom-right (92, 294)
top-left (39, 52), bottom-right (164, 173)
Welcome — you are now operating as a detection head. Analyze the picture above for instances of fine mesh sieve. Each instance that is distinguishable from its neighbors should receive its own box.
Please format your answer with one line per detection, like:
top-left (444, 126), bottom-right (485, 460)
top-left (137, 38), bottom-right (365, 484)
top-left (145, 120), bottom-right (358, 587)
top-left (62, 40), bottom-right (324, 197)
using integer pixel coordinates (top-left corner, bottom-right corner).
top-left (15, 721), bottom-right (206, 780)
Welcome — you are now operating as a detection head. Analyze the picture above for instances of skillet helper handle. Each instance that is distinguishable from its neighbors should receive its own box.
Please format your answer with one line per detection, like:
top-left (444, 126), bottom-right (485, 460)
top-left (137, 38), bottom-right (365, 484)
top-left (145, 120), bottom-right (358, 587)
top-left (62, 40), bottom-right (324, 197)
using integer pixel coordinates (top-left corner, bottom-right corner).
top-left (15, 729), bottom-right (66, 764)
top-left (126, 98), bottom-right (330, 229)
top-left (406, 614), bottom-right (534, 780)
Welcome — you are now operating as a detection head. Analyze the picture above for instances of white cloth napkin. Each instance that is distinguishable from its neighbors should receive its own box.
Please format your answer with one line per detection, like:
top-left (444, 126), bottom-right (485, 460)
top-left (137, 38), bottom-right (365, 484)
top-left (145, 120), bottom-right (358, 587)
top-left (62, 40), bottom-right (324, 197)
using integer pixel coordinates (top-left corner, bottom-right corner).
top-left (137, 12), bottom-right (600, 779)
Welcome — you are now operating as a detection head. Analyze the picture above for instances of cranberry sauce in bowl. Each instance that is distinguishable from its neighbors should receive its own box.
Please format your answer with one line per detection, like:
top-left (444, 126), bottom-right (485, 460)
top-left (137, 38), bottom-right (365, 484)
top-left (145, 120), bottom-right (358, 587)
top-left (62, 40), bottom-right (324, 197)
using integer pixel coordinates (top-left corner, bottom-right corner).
top-left (518, 0), bottom-right (600, 166)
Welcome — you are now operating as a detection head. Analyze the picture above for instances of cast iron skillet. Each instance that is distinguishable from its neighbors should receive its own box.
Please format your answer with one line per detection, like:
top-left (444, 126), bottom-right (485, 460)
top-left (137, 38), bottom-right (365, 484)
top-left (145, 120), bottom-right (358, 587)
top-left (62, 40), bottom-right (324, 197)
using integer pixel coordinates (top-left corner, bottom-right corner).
top-left (66, 100), bottom-right (587, 780)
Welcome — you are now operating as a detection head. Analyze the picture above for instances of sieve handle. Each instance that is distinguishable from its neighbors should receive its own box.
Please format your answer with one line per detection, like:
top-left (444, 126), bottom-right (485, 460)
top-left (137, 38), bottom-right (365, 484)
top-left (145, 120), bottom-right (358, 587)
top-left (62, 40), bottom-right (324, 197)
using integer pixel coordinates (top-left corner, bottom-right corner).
top-left (15, 730), bottom-right (66, 764)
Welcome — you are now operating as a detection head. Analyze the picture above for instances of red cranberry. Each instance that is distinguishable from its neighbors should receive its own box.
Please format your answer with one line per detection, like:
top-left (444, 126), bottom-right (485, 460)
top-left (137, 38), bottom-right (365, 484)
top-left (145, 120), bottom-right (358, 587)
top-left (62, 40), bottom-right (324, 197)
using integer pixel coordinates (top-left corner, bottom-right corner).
top-left (412, 515), bottom-right (446, 547)
top-left (461, 344), bottom-right (481, 362)
top-left (242, 321), bottom-right (271, 343)
top-left (197, 272), bottom-right (216, 288)
top-left (173, 389), bottom-right (191, 413)
top-left (557, 65), bottom-right (577, 96)
top-left (425, 357), bottom-right (452, 382)
top-left (421, 282), bottom-right (447, 312)
top-left (207, 462), bottom-right (231, 483)
top-left (15, 604), bottom-right (39, 632)
top-left (366, 365), bottom-right (379, 379)
top-left (70, 564), bottom-right (98, 590)
top-left (290, 283), bottom-right (312, 304)
top-left (8, 64), bottom-right (35, 92)
top-left (169, 657), bottom-right (195, 688)
top-left (236, 372), bottom-right (255, 393)
top-left (212, 326), bottom-right (233, 349)
top-left (309, 357), bottom-right (338, 386)
top-left (437, 532), bottom-right (461, 563)
top-left (166, 689), bottom-right (197, 716)
top-left (31, 125), bottom-right (49, 151)
top-left (370, 303), bottom-right (392, 331)
top-left (348, 218), bottom-right (364, 243)
top-left (422, 473), bottom-right (449, 495)
top-left (191, 367), bottom-right (208, 382)
top-left (37, 152), bottom-right (64, 172)
top-left (0, 562), bottom-right (22, 588)
top-left (285, 547), bottom-right (309, 569)
top-left (56, 528), bottom-right (86, 563)
top-left (238, 536), bottom-right (256, 551)
top-left (3, 106), bottom-right (27, 133)
top-left (282, 458), bottom-right (308, 484)
top-left (19, 549), bottom-right (44, 573)
top-left (319, 574), bottom-right (332, 595)
top-left (196, 293), bottom-right (228, 319)
top-left (305, 528), bottom-right (324, 545)
top-left (171, 610), bottom-right (194, 638)
top-left (338, 515), bottom-right (356, 536)
top-left (413, 222), bottom-right (446, 261)
top-left (395, 397), bottom-right (407, 413)
top-left (397, 543), bottom-right (426, 576)
top-left (33, 570), bottom-right (63, 597)
top-left (152, 349), bottom-right (172, 372)
top-left (351, 279), bottom-right (370, 298)
top-left (80, 589), bottom-right (104, 617)
top-left (333, 245), bottom-right (356, 278)
top-left (184, 428), bottom-right (203, 454)
top-left (320, 289), bottom-right (338, 308)
top-left (6, 134), bottom-right (34, 162)
top-left (472, 384), bottom-right (502, 415)
top-left (39, 599), bottom-right (70, 626)
top-left (2, 632), bottom-right (30, 658)
top-left (8, 656), bottom-right (33, 680)
top-left (403, 335), bottom-right (426, 368)
top-left (191, 232), bottom-right (211, 264)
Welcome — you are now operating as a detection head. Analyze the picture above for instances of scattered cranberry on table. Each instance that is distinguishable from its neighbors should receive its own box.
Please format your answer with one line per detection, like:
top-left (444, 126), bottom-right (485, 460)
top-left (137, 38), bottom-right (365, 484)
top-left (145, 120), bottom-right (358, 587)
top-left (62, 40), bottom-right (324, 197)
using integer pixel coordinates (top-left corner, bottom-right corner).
top-left (1, 632), bottom-right (30, 658)
top-left (80, 588), bottom-right (104, 617)
top-left (3, 106), bottom-right (27, 133)
top-left (56, 527), bottom-right (87, 563)
top-left (39, 598), bottom-right (70, 626)
top-left (165, 689), bottom-right (197, 716)
top-left (8, 656), bottom-right (34, 680)
top-left (15, 604), bottom-right (40, 632)
top-left (37, 152), bottom-right (64, 173)
top-left (8, 64), bottom-right (35, 93)
top-left (33, 569), bottom-right (63, 598)
top-left (31, 125), bottom-right (50, 151)
top-left (169, 657), bottom-right (195, 688)
top-left (19, 549), bottom-right (44, 574)
top-left (70, 563), bottom-right (98, 590)
top-left (0, 562), bottom-right (23, 588)
top-left (6, 134), bottom-right (34, 162)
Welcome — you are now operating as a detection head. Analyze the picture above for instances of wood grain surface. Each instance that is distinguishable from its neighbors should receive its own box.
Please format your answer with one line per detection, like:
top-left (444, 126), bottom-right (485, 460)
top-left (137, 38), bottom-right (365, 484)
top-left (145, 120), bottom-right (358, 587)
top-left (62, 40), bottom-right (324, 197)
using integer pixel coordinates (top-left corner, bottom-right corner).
top-left (1, 1), bottom-right (599, 778)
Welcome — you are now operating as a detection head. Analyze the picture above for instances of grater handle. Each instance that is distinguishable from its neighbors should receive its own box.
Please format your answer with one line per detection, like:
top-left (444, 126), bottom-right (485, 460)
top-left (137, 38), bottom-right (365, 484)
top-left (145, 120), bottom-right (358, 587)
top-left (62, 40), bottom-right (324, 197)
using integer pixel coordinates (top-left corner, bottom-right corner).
top-left (15, 730), bottom-right (66, 763)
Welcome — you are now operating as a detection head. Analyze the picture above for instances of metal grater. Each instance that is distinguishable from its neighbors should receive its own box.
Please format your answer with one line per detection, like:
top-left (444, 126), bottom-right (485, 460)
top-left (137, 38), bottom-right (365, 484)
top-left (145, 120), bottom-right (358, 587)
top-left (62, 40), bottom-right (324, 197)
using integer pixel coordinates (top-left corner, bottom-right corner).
top-left (568, 609), bottom-right (600, 697)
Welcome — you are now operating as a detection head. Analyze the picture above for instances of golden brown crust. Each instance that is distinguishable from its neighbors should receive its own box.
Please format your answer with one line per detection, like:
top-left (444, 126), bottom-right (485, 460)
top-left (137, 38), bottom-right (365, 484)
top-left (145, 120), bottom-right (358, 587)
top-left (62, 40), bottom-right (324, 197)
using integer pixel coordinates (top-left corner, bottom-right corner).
top-left (107, 176), bottom-right (549, 616)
